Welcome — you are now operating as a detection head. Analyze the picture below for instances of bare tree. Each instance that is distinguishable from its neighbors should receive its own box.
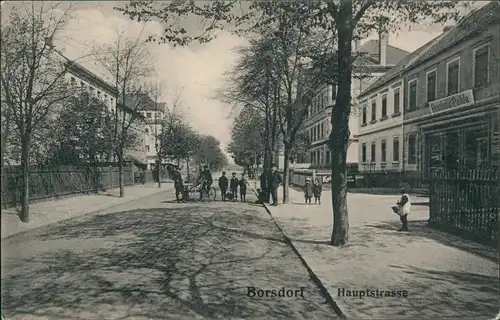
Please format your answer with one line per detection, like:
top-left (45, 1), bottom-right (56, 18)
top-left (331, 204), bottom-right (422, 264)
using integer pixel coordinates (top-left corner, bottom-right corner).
top-left (0, 1), bottom-right (80, 222)
top-left (93, 28), bottom-right (155, 197)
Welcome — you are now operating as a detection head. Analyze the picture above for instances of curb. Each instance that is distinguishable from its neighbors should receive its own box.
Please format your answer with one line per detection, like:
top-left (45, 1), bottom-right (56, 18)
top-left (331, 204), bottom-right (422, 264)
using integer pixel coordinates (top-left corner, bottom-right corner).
top-left (1, 187), bottom-right (169, 241)
top-left (249, 183), bottom-right (347, 319)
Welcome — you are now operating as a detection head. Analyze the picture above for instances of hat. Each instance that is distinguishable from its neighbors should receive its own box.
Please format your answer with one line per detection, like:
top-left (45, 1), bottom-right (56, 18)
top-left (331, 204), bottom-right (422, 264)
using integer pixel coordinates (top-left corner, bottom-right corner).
top-left (305, 178), bottom-right (311, 181)
top-left (203, 164), bottom-right (208, 168)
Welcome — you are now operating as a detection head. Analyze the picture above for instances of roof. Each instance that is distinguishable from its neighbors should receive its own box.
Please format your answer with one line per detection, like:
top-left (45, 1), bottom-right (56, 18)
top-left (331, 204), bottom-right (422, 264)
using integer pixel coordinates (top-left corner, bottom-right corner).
top-left (357, 40), bottom-right (410, 65)
top-left (359, 1), bottom-right (499, 98)
top-left (64, 60), bottom-right (118, 96)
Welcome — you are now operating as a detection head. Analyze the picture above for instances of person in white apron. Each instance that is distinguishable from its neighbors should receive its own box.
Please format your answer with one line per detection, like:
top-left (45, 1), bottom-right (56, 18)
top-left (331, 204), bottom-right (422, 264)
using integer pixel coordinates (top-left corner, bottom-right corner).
top-left (397, 187), bottom-right (411, 231)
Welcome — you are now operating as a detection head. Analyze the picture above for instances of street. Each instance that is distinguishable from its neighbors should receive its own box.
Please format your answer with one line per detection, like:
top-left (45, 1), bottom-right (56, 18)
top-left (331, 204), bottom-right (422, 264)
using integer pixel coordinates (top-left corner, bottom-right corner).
top-left (1, 189), bottom-right (338, 320)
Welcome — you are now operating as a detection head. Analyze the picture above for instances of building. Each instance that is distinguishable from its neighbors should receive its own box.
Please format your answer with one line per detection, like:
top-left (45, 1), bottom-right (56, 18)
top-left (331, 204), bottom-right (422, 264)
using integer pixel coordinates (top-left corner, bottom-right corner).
top-left (140, 100), bottom-right (168, 170)
top-left (355, 32), bottom-right (448, 175)
top-left (356, 1), bottom-right (499, 182)
top-left (301, 30), bottom-right (410, 168)
top-left (65, 61), bottom-right (148, 166)
top-left (404, 2), bottom-right (499, 177)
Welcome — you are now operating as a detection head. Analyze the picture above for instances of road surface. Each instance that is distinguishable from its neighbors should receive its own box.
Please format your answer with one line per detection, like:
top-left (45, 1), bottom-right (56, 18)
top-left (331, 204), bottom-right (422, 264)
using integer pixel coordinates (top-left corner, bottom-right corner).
top-left (1, 189), bottom-right (339, 320)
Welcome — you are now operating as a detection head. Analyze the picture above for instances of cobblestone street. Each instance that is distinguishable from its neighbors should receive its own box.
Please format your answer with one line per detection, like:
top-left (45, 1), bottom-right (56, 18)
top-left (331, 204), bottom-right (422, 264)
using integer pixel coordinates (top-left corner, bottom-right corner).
top-left (1, 190), bottom-right (339, 320)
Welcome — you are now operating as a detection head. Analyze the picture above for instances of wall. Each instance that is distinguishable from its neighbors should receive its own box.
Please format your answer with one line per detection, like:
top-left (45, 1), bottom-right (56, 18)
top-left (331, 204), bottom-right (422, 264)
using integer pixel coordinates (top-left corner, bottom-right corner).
top-left (358, 126), bottom-right (403, 172)
top-left (403, 23), bottom-right (499, 121)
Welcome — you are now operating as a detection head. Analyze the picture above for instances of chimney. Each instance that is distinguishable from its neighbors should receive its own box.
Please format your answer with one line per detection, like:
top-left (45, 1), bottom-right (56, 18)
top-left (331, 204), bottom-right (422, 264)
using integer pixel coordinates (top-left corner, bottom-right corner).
top-left (378, 29), bottom-right (388, 66)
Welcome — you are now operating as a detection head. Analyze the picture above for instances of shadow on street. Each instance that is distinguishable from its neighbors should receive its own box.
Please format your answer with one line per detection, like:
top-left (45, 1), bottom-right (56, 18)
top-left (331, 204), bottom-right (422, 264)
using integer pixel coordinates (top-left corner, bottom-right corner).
top-left (2, 201), bottom-right (338, 320)
top-left (364, 220), bottom-right (498, 263)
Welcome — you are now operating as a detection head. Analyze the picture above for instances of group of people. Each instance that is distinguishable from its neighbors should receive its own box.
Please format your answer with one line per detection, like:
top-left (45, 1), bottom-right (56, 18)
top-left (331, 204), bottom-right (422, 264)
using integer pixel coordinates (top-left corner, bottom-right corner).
top-left (303, 178), bottom-right (323, 204)
top-left (218, 172), bottom-right (247, 202)
top-left (257, 164), bottom-right (282, 206)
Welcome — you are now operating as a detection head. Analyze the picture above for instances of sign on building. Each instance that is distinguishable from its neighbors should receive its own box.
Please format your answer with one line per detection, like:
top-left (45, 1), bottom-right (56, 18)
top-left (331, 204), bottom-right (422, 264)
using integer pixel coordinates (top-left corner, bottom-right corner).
top-left (428, 89), bottom-right (474, 114)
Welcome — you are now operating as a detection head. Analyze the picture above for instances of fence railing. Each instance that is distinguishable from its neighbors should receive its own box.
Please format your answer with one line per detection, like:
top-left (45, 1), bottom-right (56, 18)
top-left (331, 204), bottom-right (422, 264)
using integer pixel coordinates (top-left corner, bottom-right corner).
top-left (1, 166), bottom-right (134, 209)
top-left (428, 169), bottom-right (499, 246)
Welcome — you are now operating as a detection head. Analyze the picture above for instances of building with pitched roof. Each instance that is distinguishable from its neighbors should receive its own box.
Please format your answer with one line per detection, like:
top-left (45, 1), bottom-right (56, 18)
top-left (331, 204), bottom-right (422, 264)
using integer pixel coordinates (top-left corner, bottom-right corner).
top-left (296, 30), bottom-right (410, 168)
top-left (355, 1), bottom-right (499, 184)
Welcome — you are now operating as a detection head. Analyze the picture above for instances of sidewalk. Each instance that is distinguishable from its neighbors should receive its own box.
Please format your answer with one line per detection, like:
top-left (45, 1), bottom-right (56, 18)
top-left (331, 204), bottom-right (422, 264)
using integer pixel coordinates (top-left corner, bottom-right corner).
top-left (1, 183), bottom-right (173, 239)
top-left (262, 186), bottom-right (499, 319)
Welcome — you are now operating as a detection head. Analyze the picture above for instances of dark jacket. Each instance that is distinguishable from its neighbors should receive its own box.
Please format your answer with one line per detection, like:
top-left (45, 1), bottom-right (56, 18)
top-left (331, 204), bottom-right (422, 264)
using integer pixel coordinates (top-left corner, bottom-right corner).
top-left (199, 169), bottom-right (213, 184)
top-left (218, 176), bottom-right (228, 189)
top-left (313, 183), bottom-right (322, 197)
top-left (230, 177), bottom-right (239, 189)
top-left (268, 170), bottom-right (282, 189)
top-left (304, 183), bottom-right (313, 197)
top-left (239, 178), bottom-right (247, 190)
top-left (260, 172), bottom-right (269, 191)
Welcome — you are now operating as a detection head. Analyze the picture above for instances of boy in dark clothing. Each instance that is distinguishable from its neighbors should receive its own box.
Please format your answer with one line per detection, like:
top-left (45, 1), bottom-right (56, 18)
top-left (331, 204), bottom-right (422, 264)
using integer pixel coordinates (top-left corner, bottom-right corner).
top-left (230, 172), bottom-right (239, 201)
top-left (239, 173), bottom-right (247, 202)
top-left (218, 171), bottom-right (229, 201)
top-left (313, 178), bottom-right (322, 204)
top-left (304, 179), bottom-right (313, 204)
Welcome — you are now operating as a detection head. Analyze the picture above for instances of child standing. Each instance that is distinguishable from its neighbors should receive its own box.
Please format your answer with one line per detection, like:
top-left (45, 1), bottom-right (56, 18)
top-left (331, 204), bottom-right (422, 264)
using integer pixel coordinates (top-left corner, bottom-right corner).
top-left (239, 173), bottom-right (247, 202)
top-left (396, 187), bottom-right (411, 231)
top-left (304, 178), bottom-right (313, 204)
top-left (230, 172), bottom-right (239, 201)
top-left (313, 178), bottom-right (322, 204)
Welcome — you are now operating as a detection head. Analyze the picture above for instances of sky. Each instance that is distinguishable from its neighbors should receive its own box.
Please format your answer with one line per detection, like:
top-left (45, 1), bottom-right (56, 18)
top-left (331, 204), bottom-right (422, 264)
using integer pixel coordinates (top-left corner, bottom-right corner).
top-left (0, 0), bottom-right (489, 161)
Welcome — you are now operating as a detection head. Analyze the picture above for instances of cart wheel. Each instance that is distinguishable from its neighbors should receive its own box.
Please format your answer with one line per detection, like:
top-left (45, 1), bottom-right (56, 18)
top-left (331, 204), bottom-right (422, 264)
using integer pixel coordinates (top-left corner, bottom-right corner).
top-left (188, 185), bottom-right (198, 202)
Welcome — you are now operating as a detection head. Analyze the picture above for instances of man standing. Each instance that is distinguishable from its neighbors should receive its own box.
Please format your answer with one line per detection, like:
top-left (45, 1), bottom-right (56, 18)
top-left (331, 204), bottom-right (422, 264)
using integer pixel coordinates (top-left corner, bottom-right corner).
top-left (260, 169), bottom-right (270, 203)
top-left (218, 171), bottom-right (229, 201)
top-left (170, 166), bottom-right (184, 202)
top-left (230, 172), bottom-right (239, 201)
top-left (268, 164), bottom-right (282, 206)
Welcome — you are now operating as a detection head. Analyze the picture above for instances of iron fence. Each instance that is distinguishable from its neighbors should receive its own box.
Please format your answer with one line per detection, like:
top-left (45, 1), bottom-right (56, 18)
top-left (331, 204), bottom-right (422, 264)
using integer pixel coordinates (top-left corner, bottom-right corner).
top-left (428, 169), bottom-right (499, 246)
top-left (1, 166), bottom-right (134, 209)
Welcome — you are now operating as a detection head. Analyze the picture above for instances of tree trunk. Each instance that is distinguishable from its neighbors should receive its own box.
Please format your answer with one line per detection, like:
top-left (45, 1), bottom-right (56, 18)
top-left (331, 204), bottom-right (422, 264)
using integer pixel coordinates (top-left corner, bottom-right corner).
top-left (282, 145), bottom-right (291, 204)
top-left (118, 158), bottom-right (125, 198)
top-left (329, 24), bottom-right (354, 247)
top-left (186, 158), bottom-right (190, 181)
top-left (157, 159), bottom-right (162, 188)
top-left (20, 134), bottom-right (30, 223)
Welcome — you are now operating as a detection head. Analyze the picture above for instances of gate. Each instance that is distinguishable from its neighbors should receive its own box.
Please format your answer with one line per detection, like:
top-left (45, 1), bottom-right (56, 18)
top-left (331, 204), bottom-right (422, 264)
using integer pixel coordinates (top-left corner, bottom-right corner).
top-left (428, 169), bottom-right (499, 246)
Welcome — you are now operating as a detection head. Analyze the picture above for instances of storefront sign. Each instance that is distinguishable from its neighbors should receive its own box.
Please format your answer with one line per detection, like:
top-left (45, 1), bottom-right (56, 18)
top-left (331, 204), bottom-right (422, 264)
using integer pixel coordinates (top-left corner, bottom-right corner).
top-left (428, 89), bottom-right (474, 114)
top-left (321, 174), bottom-right (356, 184)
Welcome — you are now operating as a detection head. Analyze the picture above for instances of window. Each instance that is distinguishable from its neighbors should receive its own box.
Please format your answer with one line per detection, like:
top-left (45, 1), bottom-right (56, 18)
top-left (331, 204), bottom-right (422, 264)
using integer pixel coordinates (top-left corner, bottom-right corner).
top-left (361, 143), bottom-right (367, 163)
top-left (310, 152), bottom-right (314, 163)
top-left (426, 69), bottom-right (437, 102)
top-left (146, 112), bottom-right (152, 119)
top-left (393, 88), bottom-right (400, 114)
top-left (473, 43), bottom-right (490, 87)
top-left (446, 58), bottom-right (460, 95)
top-left (393, 137), bottom-right (400, 162)
top-left (80, 81), bottom-right (85, 87)
top-left (362, 106), bottom-right (367, 125)
top-left (326, 150), bottom-right (330, 164)
top-left (408, 133), bottom-right (417, 164)
top-left (145, 128), bottom-right (149, 134)
top-left (97, 91), bottom-right (101, 97)
top-left (381, 139), bottom-right (387, 163)
top-left (371, 100), bottom-right (376, 121)
top-left (408, 80), bottom-right (417, 111)
top-left (370, 141), bottom-right (376, 163)
top-left (381, 95), bottom-right (387, 118)
top-left (110, 98), bottom-right (114, 106)
top-left (145, 145), bottom-right (150, 152)
top-left (320, 123), bottom-right (324, 139)
top-left (70, 77), bottom-right (75, 84)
